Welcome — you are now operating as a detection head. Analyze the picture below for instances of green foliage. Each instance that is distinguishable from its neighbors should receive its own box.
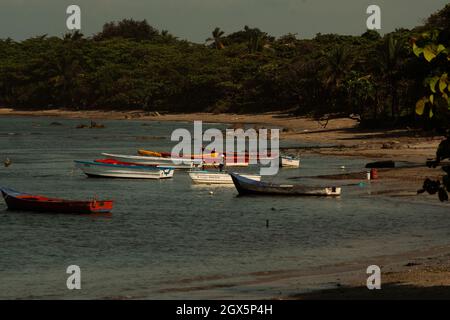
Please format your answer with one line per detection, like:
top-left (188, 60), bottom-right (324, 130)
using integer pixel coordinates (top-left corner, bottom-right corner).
top-left (0, 6), bottom-right (449, 120)
top-left (93, 19), bottom-right (160, 41)
top-left (412, 9), bottom-right (450, 201)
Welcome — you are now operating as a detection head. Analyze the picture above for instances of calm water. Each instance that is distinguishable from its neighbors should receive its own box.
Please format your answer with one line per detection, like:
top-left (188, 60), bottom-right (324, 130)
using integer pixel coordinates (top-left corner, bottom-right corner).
top-left (0, 116), bottom-right (449, 299)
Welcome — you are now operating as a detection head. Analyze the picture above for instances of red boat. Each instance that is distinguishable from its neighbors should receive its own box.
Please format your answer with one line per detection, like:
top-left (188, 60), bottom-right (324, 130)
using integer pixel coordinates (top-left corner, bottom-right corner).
top-left (0, 188), bottom-right (113, 214)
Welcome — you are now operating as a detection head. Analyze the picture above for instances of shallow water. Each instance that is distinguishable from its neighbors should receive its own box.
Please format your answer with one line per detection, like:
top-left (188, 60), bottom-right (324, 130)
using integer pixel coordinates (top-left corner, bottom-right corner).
top-left (0, 116), bottom-right (449, 299)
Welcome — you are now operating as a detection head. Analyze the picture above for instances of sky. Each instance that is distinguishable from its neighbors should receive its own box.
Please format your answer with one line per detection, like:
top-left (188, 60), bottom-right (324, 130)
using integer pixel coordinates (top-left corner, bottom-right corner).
top-left (0, 0), bottom-right (448, 42)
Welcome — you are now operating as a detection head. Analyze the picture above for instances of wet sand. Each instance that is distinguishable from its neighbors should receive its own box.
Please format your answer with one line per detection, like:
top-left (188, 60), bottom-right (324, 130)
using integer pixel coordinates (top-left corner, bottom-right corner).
top-left (290, 246), bottom-right (450, 300)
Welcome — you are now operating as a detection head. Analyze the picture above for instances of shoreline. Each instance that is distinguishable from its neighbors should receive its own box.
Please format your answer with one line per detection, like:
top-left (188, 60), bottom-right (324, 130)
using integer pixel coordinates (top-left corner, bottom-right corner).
top-left (0, 108), bottom-right (443, 163)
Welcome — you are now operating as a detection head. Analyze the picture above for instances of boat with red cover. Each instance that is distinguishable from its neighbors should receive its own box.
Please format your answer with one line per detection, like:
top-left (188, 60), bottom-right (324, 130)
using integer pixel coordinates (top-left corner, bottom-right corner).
top-left (0, 188), bottom-right (113, 214)
top-left (94, 158), bottom-right (158, 167)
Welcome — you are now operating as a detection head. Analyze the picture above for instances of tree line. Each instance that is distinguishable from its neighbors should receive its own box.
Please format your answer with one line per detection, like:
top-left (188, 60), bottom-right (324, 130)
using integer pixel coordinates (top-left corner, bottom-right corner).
top-left (0, 6), bottom-right (449, 128)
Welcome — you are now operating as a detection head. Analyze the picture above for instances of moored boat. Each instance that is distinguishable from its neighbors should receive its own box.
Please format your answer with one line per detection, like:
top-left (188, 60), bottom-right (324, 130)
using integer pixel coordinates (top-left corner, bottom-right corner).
top-left (230, 173), bottom-right (341, 196)
top-left (0, 188), bottom-right (113, 214)
top-left (137, 149), bottom-right (275, 166)
top-left (137, 149), bottom-right (171, 158)
top-left (189, 171), bottom-right (261, 185)
top-left (280, 156), bottom-right (301, 168)
top-left (74, 160), bottom-right (175, 179)
top-left (138, 149), bottom-right (219, 159)
top-left (101, 153), bottom-right (197, 169)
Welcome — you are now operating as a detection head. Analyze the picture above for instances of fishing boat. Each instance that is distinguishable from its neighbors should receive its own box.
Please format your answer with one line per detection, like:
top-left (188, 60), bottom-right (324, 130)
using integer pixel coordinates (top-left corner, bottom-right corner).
top-left (230, 173), bottom-right (341, 196)
top-left (138, 149), bottom-right (219, 159)
top-left (138, 149), bottom-right (171, 157)
top-left (137, 149), bottom-right (277, 167)
top-left (101, 153), bottom-right (197, 169)
top-left (280, 156), bottom-right (301, 168)
top-left (0, 188), bottom-right (113, 214)
top-left (189, 171), bottom-right (261, 185)
top-left (74, 160), bottom-right (175, 179)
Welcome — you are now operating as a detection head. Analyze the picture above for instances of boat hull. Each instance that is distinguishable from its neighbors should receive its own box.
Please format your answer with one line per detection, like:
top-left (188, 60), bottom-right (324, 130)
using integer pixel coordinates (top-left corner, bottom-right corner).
top-left (1, 189), bottom-right (113, 214)
top-left (281, 157), bottom-right (300, 168)
top-left (230, 173), bottom-right (341, 196)
top-left (189, 172), bottom-right (261, 185)
top-left (75, 161), bottom-right (174, 179)
top-left (102, 153), bottom-right (196, 169)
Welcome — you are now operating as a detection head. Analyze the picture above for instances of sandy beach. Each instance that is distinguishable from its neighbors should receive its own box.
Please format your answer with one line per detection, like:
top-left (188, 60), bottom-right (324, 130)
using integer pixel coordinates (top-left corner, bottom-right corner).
top-left (1, 107), bottom-right (448, 299)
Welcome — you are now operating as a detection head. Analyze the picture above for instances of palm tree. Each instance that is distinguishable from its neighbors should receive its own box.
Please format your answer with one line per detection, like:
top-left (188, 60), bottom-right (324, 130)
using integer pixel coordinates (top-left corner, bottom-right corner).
top-left (321, 46), bottom-right (352, 113)
top-left (324, 46), bottom-right (352, 90)
top-left (160, 30), bottom-right (178, 43)
top-left (63, 30), bottom-right (84, 41)
top-left (244, 25), bottom-right (266, 53)
top-left (378, 34), bottom-right (405, 118)
top-left (206, 27), bottom-right (225, 49)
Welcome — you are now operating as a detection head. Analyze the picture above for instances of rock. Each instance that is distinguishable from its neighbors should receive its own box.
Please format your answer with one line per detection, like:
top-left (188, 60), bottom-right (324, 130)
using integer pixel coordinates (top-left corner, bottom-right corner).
top-left (4, 158), bottom-right (12, 167)
top-left (405, 262), bottom-right (420, 267)
top-left (89, 121), bottom-right (105, 129)
top-left (381, 141), bottom-right (401, 149)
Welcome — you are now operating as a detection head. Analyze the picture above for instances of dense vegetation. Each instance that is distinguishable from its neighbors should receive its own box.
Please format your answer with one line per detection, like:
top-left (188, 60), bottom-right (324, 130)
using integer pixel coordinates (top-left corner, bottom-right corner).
top-left (0, 6), bottom-right (449, 128)
top-left (412, 16), bottom-right (450, 201)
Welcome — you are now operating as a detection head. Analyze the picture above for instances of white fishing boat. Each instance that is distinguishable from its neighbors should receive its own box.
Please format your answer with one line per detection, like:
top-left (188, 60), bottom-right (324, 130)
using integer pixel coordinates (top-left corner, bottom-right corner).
top-left (101, 153), bottom-right (198, 169)
top-left (280, 156), bottom-right (300, 168)
top-left (189, 171), bottom-right (261, 185)
top-left (74, 160), bottom-right (175, 179)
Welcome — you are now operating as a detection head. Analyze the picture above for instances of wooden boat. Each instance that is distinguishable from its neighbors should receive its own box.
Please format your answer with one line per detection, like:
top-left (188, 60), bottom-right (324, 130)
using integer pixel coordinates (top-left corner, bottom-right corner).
top-left (101, 153), bottom-right (197, 169)
top-left (138, 149), bottom-right (219, 159)
top-left (95, 158), bottom-right (158, 166)
top-left (224, 151), bottom-right (278, 161)
top-left (230, 173), bottom-right (341, 196)
top-left (280, 156), bottom-right (301, 168)
top-left (189, 171), bottom-right (261, 185)
top-left (138, 149), bottom-right (171, 157)
top-left (0, 188), bottom-right (113, 214)
top-left (74, 160), bottom-right (175, 179)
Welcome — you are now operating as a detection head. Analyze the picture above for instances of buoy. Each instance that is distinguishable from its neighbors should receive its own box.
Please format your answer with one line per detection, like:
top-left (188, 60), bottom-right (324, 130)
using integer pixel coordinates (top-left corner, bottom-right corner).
top-left (370, 168), bottom-right (378, 180)
top-left (340, 166), bottom-right (346, 169)
top-left (209, 191), bottom-right (214, 195)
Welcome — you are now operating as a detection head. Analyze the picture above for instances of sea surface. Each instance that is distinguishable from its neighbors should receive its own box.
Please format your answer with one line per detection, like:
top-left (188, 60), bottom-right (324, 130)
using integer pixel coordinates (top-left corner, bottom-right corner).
top-left (0, 116), bottom-right (449, 299)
